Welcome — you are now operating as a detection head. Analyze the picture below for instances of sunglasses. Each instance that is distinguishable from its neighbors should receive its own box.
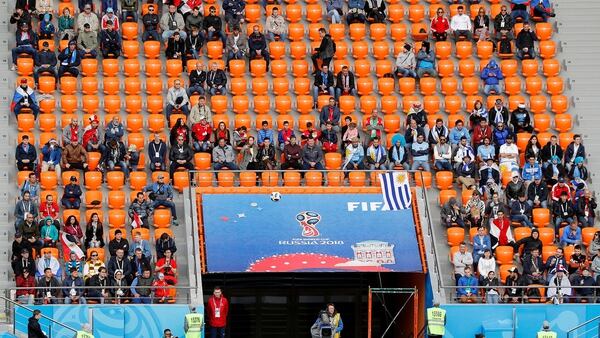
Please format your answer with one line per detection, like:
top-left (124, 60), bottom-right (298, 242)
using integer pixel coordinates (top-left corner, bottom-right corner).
top-left (91, 254), bottom-right (98, 257)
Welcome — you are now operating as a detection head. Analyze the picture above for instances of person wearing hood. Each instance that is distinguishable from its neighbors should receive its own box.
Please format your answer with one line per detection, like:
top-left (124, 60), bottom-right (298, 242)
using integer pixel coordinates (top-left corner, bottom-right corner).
top-left (388, 135), bottom-right (409, 169)
top-left (510, 103), bottom-right (533, 133)
top-left (395, 43), bottom-right (416, 78)
top-left (440, 197), bottom-right (464, 228)
top-left (110, 269), bottom-right (129, 302)
top-left (569, 157), bottom-right (588, 181)
top-left (416, 41), bottom-right (436, 78)
top-left (480, 60), bottom-right (503, 95)
top-left (40, 217), bottom-right (59, 247)
top-left (513, 228), bottom-right (542, 260)
top-left (505, 172), bottom-right (526, 202)
top-left (527, 176), bottom-right (549, 208)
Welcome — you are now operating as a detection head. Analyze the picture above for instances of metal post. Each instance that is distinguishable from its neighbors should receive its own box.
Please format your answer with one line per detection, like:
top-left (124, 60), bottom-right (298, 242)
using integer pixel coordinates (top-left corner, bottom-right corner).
top-left (413, 287), bottom-right (418, 338)
top-left (368, 287), bottom-right (372, 338)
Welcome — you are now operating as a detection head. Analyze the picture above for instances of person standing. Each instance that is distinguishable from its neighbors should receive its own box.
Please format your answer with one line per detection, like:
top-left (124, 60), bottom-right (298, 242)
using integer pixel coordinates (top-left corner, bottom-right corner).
top-left (184, 307), bottom-right (204, 338)
top-left (426, 302), bottom-right (446, 338)
top-left (206, 286), bottom-right (229, 338)
top-left (537, 321), bottom-right (557, 338)
top-left (28, 309), bottom-right (47, 338)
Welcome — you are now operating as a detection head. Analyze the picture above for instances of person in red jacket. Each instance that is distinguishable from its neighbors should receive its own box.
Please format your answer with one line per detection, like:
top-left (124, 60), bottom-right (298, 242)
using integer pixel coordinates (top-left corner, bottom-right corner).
top-left (16, 269), bottom-right (36, 304)
top-left (551, 178), bottom-right (572, 202)
top-left (152, 272), bottom-right (171, 303)
top-left (472, 119), bottom-right (493, 152)
top-left (430, 8), bottom-right (450, 41)
top-left (38, 193), bottom-right (60, 229)
top-left (206, 286), bottom-right (229, 338)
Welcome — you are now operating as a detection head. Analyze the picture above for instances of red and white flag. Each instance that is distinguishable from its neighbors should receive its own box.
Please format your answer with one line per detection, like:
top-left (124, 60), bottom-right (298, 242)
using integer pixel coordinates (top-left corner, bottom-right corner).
top-left (131, 211), bottom-right (143, 229)
top-left (61, 232), bottom-right (84, 260)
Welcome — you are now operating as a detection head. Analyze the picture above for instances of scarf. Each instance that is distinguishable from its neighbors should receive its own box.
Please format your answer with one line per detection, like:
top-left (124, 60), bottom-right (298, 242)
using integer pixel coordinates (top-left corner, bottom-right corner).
top-left (367, 145), bottom-right (385, 162)
top-left (391, 145), bottom-right (405, 162)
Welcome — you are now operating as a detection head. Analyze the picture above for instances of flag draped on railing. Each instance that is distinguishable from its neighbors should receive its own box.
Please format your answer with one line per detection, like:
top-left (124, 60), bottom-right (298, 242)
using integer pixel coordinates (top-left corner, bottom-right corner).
top-left (379, 171), bottom-right (412, 210)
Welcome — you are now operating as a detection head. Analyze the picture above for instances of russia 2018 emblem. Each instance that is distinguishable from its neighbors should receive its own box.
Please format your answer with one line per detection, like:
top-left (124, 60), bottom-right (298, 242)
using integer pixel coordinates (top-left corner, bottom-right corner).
top-left (296, 211), bottom-right (321, 237)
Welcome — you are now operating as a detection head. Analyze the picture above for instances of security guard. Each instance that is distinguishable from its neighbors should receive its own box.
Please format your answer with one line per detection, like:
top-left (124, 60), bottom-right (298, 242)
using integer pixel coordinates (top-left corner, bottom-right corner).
top-left (537, 321), bottom-right (557, 338)
top-left (426, 302), bottom-right (446, 338)
top-left (74, 324), bottom-right (94, 338)
top-left (184, 307), bottom-right (204, 338)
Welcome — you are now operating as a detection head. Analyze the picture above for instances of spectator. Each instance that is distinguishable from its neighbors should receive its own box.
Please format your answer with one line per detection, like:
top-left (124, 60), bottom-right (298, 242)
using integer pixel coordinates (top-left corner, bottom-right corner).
top-left (166, 80), bottom-right (190, 123)
top-left (569, 157), bottom-right (588, 181)
top-left (452, 242), bottom-right (473, 281)
top-left (57, 40), bottom-right (82, 79)
top-left (187, 63), bottom-right (207, 97)
top-left (11, 22), bottom-right (37, 71)
top-left (452, 137), bottom-right (475, 171)
top-left (248, 25), bottom-right (270, 71)
top-left (225, 26), bottom-right (247, 67)
top-left (469, 100), bottom-right (488, 130)
top-left (213, 121), bottom-right (231, 145)
top-left (510, 194), bottom-right (533, 227)
top-left (125, 145), bottom-right (140, 172)
top-left (404, 119), bottom-right (425, 147)
top-left (121, 0), bottom-right (138, 22)
top-left (522, 156), bottom-right (542, 183)
top-left (451, 6), bottom-right (472, 40)
top-left (189, 96), bottom-right (211, 125)
top-left (498, 135), bottom-right (519, 171)
top-left (553, 191), bottom-right (575, 233)
top-left (480, 60), bottom-right (503, 95)
top-left (278, 121), bottom-right (294, 152)
top-left (525, 135), bottom-right (543, 163)
top-left (576, 189), bottom-right (596, 226)
top-left (131, 269), bottom-right (154, 304)
top-left (551, 178), bottom-right (571, 201)
top-left (166, 32), bottom-right (185, 60)
top-left (343, 138), bottom-right (364, 171)
top-left (527, 176), bottom-right (549, 208)
top-left (493, 5), bottom-right (514, 41)
top-left (104, 115), bottom-right (125, 143)
top-left (88, 267), bottom-right (110, 303)
top-left (206, 286), bottom-right (230, 337)
top-left (84, 213), bottom-right (104, 249)
top-left (128, 192), bottom-right (154, 229)
top-left (388, 135), bottom-right (409, 169)
top-left (63, 118), bottom-right (83, 146)
top-left (365, 137), bottom-right (387, 170)
top-left (257, 138), bottom-right (277, 170)
top-left (10, 8), bottom-right (31, 31)
top-left (14, 191), bottom-right (37, 230)
top-left (311, 28), bottom-right (335, 72)
top-left (347, 0), bottom-right (367, 24)
top-left (516, 22), bottom-right (537, 60)
top-left (416, 41), bottom-right (437, 78)
top-left (58, 7), bottom-right (75, 40)
top-left (455, 155), bottom-right (477, 190)
top-left (531, 0), bottom-right (555, 22)
top-left (513, 228), bottom-right (542, 261)
top-left (313, 64), bottom-right (334, 104)
top-left (103, 139), bottom-right (129, 177)
top-left (153, 273), bottom-right (171, 303)
top-left (16, 136), bottom-right (37, 173)
top-left (510, 103), bottom-right (533, 133)
top-left (448, 120), bottom-right (470, 149)
top-left (473, 227), bottom-right (492, 264)
top-left (481, 270), bottom-right (500, 304)
top-left (572, 269), bottom-right (595, 303)
top-left (64, 251), bottom-right (83, 275)
top-left (546, 249), bottom-right (567, 284)
top-left (523, 248), bottom-right (545, 285)
top-left (320, 122), bottom-right (338, 153)
top-left (365, 110), bottom-right (384, 142)
top-left (20, 172), bottom-right (40, 204)
top-left (76, 4), bottom-right (99, 32)
top-left (239, 136), bottom-right (259, 170)
top-left (191, 117), bottom-right (213, 153)
top-left (37, 268), bottom-right (61, 304)
top-left (281, 136), bottom-right (302, 170)
top-left (395, 44), bottom-right (416, 78)
top-left (472, 120), bottom-right (492, 152)
top-left (101, 8), bottom-right (120, 30)
top-left (130, 247), bottom-right (151, 282)
top-left (257, 120), bottom-right (274, 146)
top-left (464, 191), bottom-right (485, 229)
top-left (185, 6), bottom-right (203, 33)
top-left (13, 244), bottom-right (35, 276)
top-left (203, 6), bottom-right (226, 44)
top-left (430, 8), bottom-right (450, 41)
top-left (325, 0), bottom-right (343, 23)
top-left (503, 267), bottom-right (526, 303)
top-left (490, 209), bottom-right (514, 249)
top-left (12, 78), bottom-right (39, 118)
top-left (37, 250), bottom-right (61, 277)
top-left (212, 138), bottom-right (238, 170)
top-left (185, 25), bottom-right (203, 60)
top-left (111, 269), bottom-right (130, 303)
top-left (155, 249), bottom-right (178, 285)
top-left (407, 102), bottom-right (428, 132)
top-left (108, 229), bottom-right (129, 257)
top-left (565, 134), bottom-right (586, 172)
top-left (38, 194), bottom-right (59, 228)
top-left (64, 215), bottom-right (84, 247)
top-left (142, 4), bottom-right (160, 41)
top-left (40, 217), bottom-right (58, 247)
top-left (223, 0), bottom-right (245, 29)
top-left (206, 61), bottom-right (227, 95)
top-left (489, 99), bottom-right (510, 128)
top-left (18, 214), bottom-right (42, 253)
top-left (168, 133), bottom-right (194, 179)
top-left (505, 172), bottom-right (526, 202)
top-left (34, 41), bottom-right (57, 84)
top-left (266, 7), bottom-right (287, 41)
top-left (156, 232), bottom-right (177, 260)
top-left (568, 246), bottom-right (588, 286)
top-left (319, 97), bottom-right (341, 132)
top-left (510, 0), bottom-right (529, 22)
top-left (16, 269), bottom-right (35, 304)
top-left (108, 248), bottom-right (133, 279)
top-left (544, 155), bottom-right (566, 185)
top-left (61, 176), bottom-right (82, 209)
top-left (547, 268), bottom-right (571, 304)
top-left (440, 198), bottom-right (464, 228)
top-left (365, 0), bottom-right (386, 23)
top-left (63, 268), bottom-right (86, 304)
top-left (561, 220), bottom-right (583, 247)
top-left (473, 7), bottom-right (490, 41)
top-left (341, 121), bottom-right (358, 150)
top-left (411, 135), bottom-right (430, 171)
top-left (161, 4), bottom-right (186, 40)
top-left (82, 116), bottom-right (102, 152)
top-left (143, 175), bottom-right (179, 225)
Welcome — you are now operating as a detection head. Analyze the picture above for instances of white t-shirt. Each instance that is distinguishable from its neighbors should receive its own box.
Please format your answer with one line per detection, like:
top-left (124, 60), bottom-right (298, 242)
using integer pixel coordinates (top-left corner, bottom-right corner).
top-left (499, 143), bottom-right (519, 164)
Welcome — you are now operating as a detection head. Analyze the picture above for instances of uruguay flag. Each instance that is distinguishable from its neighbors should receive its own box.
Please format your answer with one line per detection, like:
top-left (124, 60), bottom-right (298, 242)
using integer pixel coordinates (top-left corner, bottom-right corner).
top-left (379, 171), bottom-right (412, 210)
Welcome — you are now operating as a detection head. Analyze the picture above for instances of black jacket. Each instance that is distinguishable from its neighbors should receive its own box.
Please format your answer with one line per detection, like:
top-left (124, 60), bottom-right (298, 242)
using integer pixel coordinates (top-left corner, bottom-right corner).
top-left (166, 37), bottom-right (185, 58)
top-left (103, 142), bottom-right (127, 165)
top-left (85, 223), bottom-right (105, 249)
top-left (12, 256), bottom-right (36, 275)
top-left (206, 69), bottom-right (227, 88)
top-left (62, 183), bottom-right (82, 201)
top-left (148, 140), bottom-right (168, 165)
top-left (35, 50), bottom-right (57, 67)
top-left (565, 142), bottom-right (586, 164)
top-left (553, 199), bottom-right (575, 218)
top-left (527, 181), bottom-right (548, 203)
top-left (189, 69), bottom-right (206, 87)
top-left (142, 13), bottom-right (159, 31)
top-left (15, 29), bottom-right (37, 47)
top-left (169, 143), bottom-right (194, 162)
top-left (28, 316), bottom-right (47, 338)
top-left (568, 165), bottom-right (589, 181)
top-left (107, 256), bottom-right (133, 278)
top-left (512, 234), bottom-right (542, 257)
top-left (186, 33), bottom-right (203, 52)
top-left (516, 29), bottom-right (537, 49)
top-left (248, 32), bottom-right (267, 51)
top-left (156, 237), bottom-right (177, 259)
top-left (493, 13), bottom-right (514, 32)
top-left (108, 238), bottom-right (129, 256)
top-left (456, 162), bottom-right (478, 179)
top-left (576, 197), bottom-right (597, 218)
top-left (335, 71), bottom-right (356, 90)
top-left (100, 29), bottom-right (121, 50)
top-left (15, 143), bottom-right (36, 164)
top-left (510, 200), bottom-right (532, 219)
top-left (88, 274), bottom-right (109, 298)
top-left (58, 48), bottom-right (82, 67)
top-left (314, 71), bottom-right (335, 88)
top-left (541, 143), bottom-right (563, 163)
top-left (488, 106), bottom-right (510, 127)
top-left (203, 14), bottom-right (222, 31)
top-left (130, 255), bottom-right (152, 277)
top-left (316, 34), bottom-right (335, 59)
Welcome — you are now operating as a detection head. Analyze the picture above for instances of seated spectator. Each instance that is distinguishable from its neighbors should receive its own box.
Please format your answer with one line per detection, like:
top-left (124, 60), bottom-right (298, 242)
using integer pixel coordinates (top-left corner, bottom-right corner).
top-left (464, 191), bottom-right (485, 229)
top-left (406, 102), bottom-right (428, 132)
top-left (365, 110), bottom-right (384, 142)
top-left (503, 267), bottom-right (526, 303)
top-left (58, 7), bottom-right (75, 41)
top-left (169, 118), bottom-right (191, 146)
top-left (85, 213), bottom-right (105, 249)
top-left (452, 137), bottom-right (475, 171)
top-left (513, 228), bottom-right (542, 260)
top-left (12, 245), bottom-right (35, 277)
top-left (203, 6), bottom-right (226, 43)
top-left (477, 138), bottom-right (496, 163)
top-left (531, 0), bottom-right (555, 22)
top-left (82, 116), bottom-right (102, 152)
top-left (527, 176), bottom-right (549, 208)
top-left (239, 136), bottom-right (259, 170)
top-left (568, 245), bottom-right (588, 282)
top-left (15, 135), bottom-right (37, 173)
top-left (473, 227), bottom-right (492, 264)
top-left (125, 145), bottom-right (140, 172)
top-left (98, 20), bottom-right (121, 58)
top-left (449, 120), bottom-right (470, 150)
top-left (480, 60), bottom-right (503, 95)
top-left (64, 251), bottom-right (83, 274)
top-left (516, 22), bottom-right (537, 60)
top-left (416, 41), bottom-right (437, 78)
top-left (266, 7), bottom-right (287, 41)
top-left (547, 268), bottom-right (571, 304)
top-left (510, 0), bottom-right (530, 22)
top-left (343, 138), bottom-right (364, 171)
top-left (213, 121), bottom-right (231, 145)
top-left (88, 267), bottom-right (110, 303)
top-left (40, 217), bottom-right (58, 247)
top-left (510, 194), bottom-right (533, 227)
top-left (10, 7), bottom-right (31, 30)
top-left (405, 119), bottom-right (425, 147)
top-left (576, 189), bottom-right (596, 226)
top-left (278, 121), bottom-right (294, 152)
top-left (38, 194), bottom-right (59, 229)
top-left (166, 32), bottom-right (185, 60)
top-left (18, 214), bottom-right (42, 253)
top-left (77, 4), bottom-right (99, 31)
top-left (104, 115), bottom-right (125, 143)
top-left (153, 273), bottom-right (171, 303)
top-left (411, 134), bottom-right (430, 171)
top-left (565, 134), bottom-right (586, 172)
top-left (346, 0), bottom-right (367, 24)
top-left (131, 269), bottom-right (154, 304)
top-left (325, 0), bottom-right (343, 23)
top-left (156, 249), bottom-right (178, 285)
top-left (523, 248), bottom-right (546, 285)
top-left (225, 26), bottom-right (247, 67)
top-left (12, 78), bottom-right (39, 118)
top-left (569, 157), bottom-right (588, 181)
top-left (311, 28), bottom-right (334, 72)
top-left (493, 5), bottom-right (514, 41)
top-left (281, 136), bottom-right (302, 170)
top-left (489, 99), bottom-right (510, 128)
top-left (498, 135), bottom-right (519, 171)
top-left (142, 4), bottom-right (160, 41)
top-left (16, 269), bottom-right (36, 304)
top-left (490, 209), bottom-right (515, 249)
top-left (544, 156), bottom-right (566, 185)
top-left (561, 220), bottom-right (583, 247)
top-left (469, 100), bottom-right (487, 130)
top-left (103, 140), bottom-right (129, 176)
top-left (156, 232), bottom-right (177, 260)
top-left (320, 122), bottom-right (338, 153)
top-left (107, 229), bottom-right (129, 257)
top-left (111, 269), bottom-right (130, 303)
top-left (547, 247), bottom-right (569, 279)
top-left (477, 248), bottom-right (496, 280)
top-left (342, 121), bottom-right (358, 150)
top-left (457, 267), bottom-right (478, 303)
top-left (365, 0), bottom-right (386, 23)
top-left (553, 191), bottom-right (575, 233)
top-left (388, 135), bottom-right (409, 170)
top-left (481, 270), bottom-right (500, 304)
top-left (166, 80), bottom-right (190, 122)
top-left (143, 175), bottom-right (179, 225)
top-left (256, 120), bottom-right (273, 147)
top-left (320, 97), bottom-right (341, 132)
top-left (121, 0), bottom-right (138, 22)
top-left (248, 25), bottom-right (270, 71)
top-left (189, 96), bottom-right (211, 126)
top-left (191, 117), bottom-right (213, 153)
top-left (440, 197), bottom-right (464, 228)
top-left (63, 268), bottom-right (86, 304)
top-left (161, 4), bottom-right (187, 40)
top-left (572, 269), bottom-right (595, 303)
top-left (57, 40), bottom-right (82, 79)
top-left (313, 64), bottom-right (334, 104)
top-left (149, 132), bottom-right (168, 172)
top-left (257, 138), bottom-right (277, 170)
top-left (130, 247), bottom-right (152, 282)
top-left (455, 155), bottom-right (478, 190)
top-left (223, 0), bottom-right (245, 28)
top-left (472, 7), bottom-right (491, 40)
top-left (36, 268), bottom-right (61, 304)
top-left (168, 134), bottom-right (194, 179)
top-left (108, 248), bottom-right (133, 279)
top-left (37, 249), bottom-right (61, 277)
top-left (188, 62), bottom-right (207, 96)
top-left (61, 176), bottom-right (82, 209)
top-left (20, 172), bottom-right (40, 204)
top-left (453, 242), bottom-right (473, 284)
top-left (128, 192), bottom-right (154, 229)
top-left (206, 61), bottom-right (227, 95)
top-left (525, 135), bottom-right (543, 163)
top-left (101, 7), bottom-right (120, 30)
top-left (11, 22), bottom-right (37, 71)
top-left (212, 138), bottom-right (238, 170)
top-left (430, 8), bottom-right (450, 41)
top-left (365, 137), bottom-right (386, 170)
top-left (510, 104), bottom-right (533, 133)
top-left (522, 156), bottom-right (542, 184)
top-left (186, 25), bottom-right (204, 60)
top-left (14, 191), bottom-right (38, 230)
top-left (64, 215), bottom-right (84, 247)
top-left (505, 172), bottom-right (526, 202)
top-left (450, 6), bottom-right (472, 40)
top-left (185, 6), bottom-right (203, 33)
top-left (395, 44), bottom-right (416, 78)
top-left (34, 41), bottom-right (57, 84)
top-left (472, 120), bottom-right (492, 152)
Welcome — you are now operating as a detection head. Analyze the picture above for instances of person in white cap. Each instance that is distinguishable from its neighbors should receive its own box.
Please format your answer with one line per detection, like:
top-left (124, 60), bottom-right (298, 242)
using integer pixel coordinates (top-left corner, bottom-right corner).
top-left (547, 266), bottom-right (571, 304)
top-left (536, 320), bottom-right (557, 338)
top-left (510, 103), bottom-right (533, 133)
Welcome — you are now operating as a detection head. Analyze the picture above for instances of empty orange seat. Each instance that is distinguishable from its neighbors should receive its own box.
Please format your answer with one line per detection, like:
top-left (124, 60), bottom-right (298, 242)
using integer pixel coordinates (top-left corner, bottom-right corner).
top-left (84, 171), bottom-right (103, 190)
top-left (17, 57), bottom-right (34, 76)
top-left (495, 246), bottom-right (514, 265)
top-left (378, 78), bottom-right (395, 96)
top-left (408, 4), bottom-right (425, 22)
top-left (349, 23), bottom-right (366, 41)
top-left (504, 76), bottom-right (522, 96)
top-left (546, 76), bottom-right (564, 95)
top-left (293, 77), bottom-right (310, 95)
top-left (444, 95), bottom-right (462, 114)
top-left (173, 171), bottom-right (190, 192)
top-left (435, 171), bottom-right (453, 190)
top-left (349, 171), bottom-right (366, 187)
top-left (437, 59), bottom-right (454, 77)
top-left (529, 95), bottom-right (547, 114)
top-left (399, 77), bottom-right (416, 95)
top-left (275, 96), bottom-right (292, 113)
top-left (144, 41), bottom-right (161, 59)
top-left (252, 77), bottom-right (269, 95)
top-left (500, 59), bottom-right (518, 77)
top-left (551, 95), bottom-right (569, 114)
top-left (146, 95), bottom-right (163, 114)
top-left (81, 76), bottom-right (98, 95)
top-left (283, 171), bottom-right (301, 187)
top-left (17, 113), bottom-right (35, 132)
top-left (288, 23), bottom-right (305, 41)
top-left (207, 41), bottom-right (223, 59)
top-left (533, 208), bottom-right (550, 227)
top-left (305, 171), bottom-right (323, 186)
top-left (370, 23), bottom-right (387, 41)
top-left (102, 58), bottom-right (119, 76)
top-left (539, 40), bottom-right (556, 59)
top-left (554, 114), bottom-right (572, 133)
top-left (521, 59), bottom-right (539, 77)
top-left (286, 4), bottom-right (302, 22)
top-left (59, 77), bottom-right (77, 95)
top-left (524, 76), bottom-right (543, 95)
top-left (536, 22), bottom-right (553, 40)
top-left (476, 41), bottom-right (494, 59)
top-left (250, 60), bottom-right (267, 77)
top-left (122, 22), bottom-right (138, 40)
top-left (126, 114), bottom-right (143, 133)
top-left (166, 59), bottom-right (183, 78)
top-left (542, 59), bottom-right (560, 77)
top-left (388, 4), bottom-right (405, 22)
top-left (583, 227), bottom-right (597, 247)
top-left (245, 4), bottom-right (261, 22)
top-left (269, 41), bottom-right (286, 60)
top-left (357, 78), bottom-right (374, 95)
top-left (390, 23), bottom-right (408, 41)
top-left (108, 191), bottom-right (125, 209)
top-left (261, 172), bottom-right (279, 187)
top-left (232, 95), bottom-right (249, 113)
top-left (447, 227), bottom-right (465, 246)
top-left (458, 59), bottom-right (476, 77)
top-left (106, 171), bottom-right (125, 190)
top-left (533, 114), bottom-right (550, 132)
top-left (461, 77), bottom-right (479, 96)
top-left (414, 171), bottom-right (432, 188)
top-left (435, 41), bottom-right (452, 60)
top-left (441, 77), bottom-right (458, 95)
top-left (103, 77), bottom-right (120, 95)
top-left (306, 4), bottom-right (322, 22)
top-left (360, 95), bottom-right (377, 113)
top-left (381, 96), bottom-right (398, 114)
top-left (455, 41), bottom-right (473, 59)
top-left (373, 41), bottom-right (390, 60)
top-left (383, 115), bottom-right (400, 133)
top-left (107, 210), bottom-right (126, 228)
top-left (424, 95), bottom-right (441, 113)
top-left (296, 95), bottom-right (314, 114)
top-left (325, 153), bottom-right (342, 169)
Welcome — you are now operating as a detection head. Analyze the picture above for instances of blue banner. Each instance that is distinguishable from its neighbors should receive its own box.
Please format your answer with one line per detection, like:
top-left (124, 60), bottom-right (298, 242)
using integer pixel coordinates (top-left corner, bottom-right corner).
top-left (202, 193), bottom-right (422, 272)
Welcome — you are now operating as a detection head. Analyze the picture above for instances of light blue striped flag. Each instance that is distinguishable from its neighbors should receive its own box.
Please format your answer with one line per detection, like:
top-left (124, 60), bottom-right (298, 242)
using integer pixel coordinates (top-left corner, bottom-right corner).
top-left (379, 171), bottom-right (412, 210)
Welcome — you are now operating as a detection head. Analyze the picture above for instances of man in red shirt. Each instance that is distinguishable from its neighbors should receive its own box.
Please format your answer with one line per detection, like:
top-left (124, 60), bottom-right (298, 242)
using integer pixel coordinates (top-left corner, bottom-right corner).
top-left (206, 286), bottom-right (229, 338)
top-left (38, 194), bottom-right (60, 229)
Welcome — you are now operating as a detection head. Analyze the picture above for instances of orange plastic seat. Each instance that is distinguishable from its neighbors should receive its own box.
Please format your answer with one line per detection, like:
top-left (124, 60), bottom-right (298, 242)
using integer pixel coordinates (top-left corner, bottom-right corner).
top-left (250, 60), bottom-right (267, 77)
top-left (408, 4), bottom-right (425, 22)
top-left (381, 96), bottom-right (398, 114)
top-left (107, 191), bottom-right (125, 209)
top-left (37, 114), bottom-right (56, 132)
top-left (542, 59), bottom-right (561, 77)
top-left (533, 114), bottom-right (550, 132)
top-left (383, 115), bottom-right (400, 133)
top-left (458, 59), bottom-right (476, 77)
top-left (59, 77), bottom-right (77, 95)
top-left (229, 77), bottom-right (246, 96)
top-left (539, 40), bottom-right (556, 59)
top-left (252, 77), bottom-right (269, 95)
top-left (145, 77), bottom-right (163, 95)
top-left (16, 57), bottom-right (33, 76)
top-left (528, 95), bottom-right (547, 114)
top-left (270, 60), bottom-right (287, 78)
top-left (127, 133), bottom-right (145, 152)
top-left (536, 22), bottom-right (553, 40)
top-left (441, 77), bottom-right (458, 95)
top-left (354, 59), bottom-right (371, 77)
top-left (360, 95), bottom-right (377, 113)
top-left (444, 95), bottom-right (462, 114)
top-left (232, 95), bottom-right (249, 113)
top-left (424, 95), bottom-right (441, 113)
top-left (447, 227), bottom-right (465, 246)
top-left (144, 59), bottom-right (162, 77)
top-left (275, 96), bottom-right (292, 113)
top-left (520, 59), bottom-right (538, 77)
top-left (296, 95), bottom-right (313, 114)
top-left (373, 42), bottom-right (390, 60)
top-left (245, 4), bottom-right (261, 22)
top-left (461, 77), bottom-right (479, 96)
top-left (349, 23), bottom-right (366, 41)
top-left (108, 210), bottom-right (126, 228)
top-left (293, 77), bottom-right (310, 95)
top-left (81, 76), bottom-right (98, 95)
top-left (101, 58), bottom-right (119, 77)
top-left (349, 171), bottom-right (366, 187)
top-left (551, 95), bottom-right (569, 114)
top-left (286, 4), bottom-right (302, 22)
top-left (80, 94), bottom-right (98, 113)
top-left (17, 113), bottom-right (35, 132)
top-left (106, 171), bottom-right (125, 190)
top-left (103, 77), bottom-right (120, 95)
top-left (85, 190), bottom-right (103, 208)
top-left (388, 4), bottom-right (405, 22)
top-left (207, 41), bottom-right (223, 59)
top-left (166, 59), bottom-right (183, 78)
top-left (306, 4), bottom-right (322, 23)
top-left (546, 76), bottom-right (564, 96)
top-left (500, 59), bottom-right (518, 77)
top-left (261, 172), bottom-right (279, 187)
top-left (144, 41), bottom-right (161, 59)
top-left (455, 41), bottom-right (473, 59)
top-left (254, 96), bottom-right (271, 114)
top-left (495, 246), bottom-right (514, 265)
top-left (326, 172), bottom-right (343, 186)
top-left (419, 77), bottom-right (437, 96)
top-left (283, 171), bottom-right (302, 187)
top-left (80, 58), bottom-right (98, 77)
top-left (370, 23), bottom-right (387, 41)
top-left (298, 115), bottom-right (315, 131)
top-left (173, 172), bottom-right (190, 192)
top-left (124, 94), bottom-right (141, 113)
top-left (305, 171), bottom-right (323, 187)
top-left (236, 172), bottom-right (255, 187)
top-left (338, 96), bottom-right (356, 115)
top-left (583, 227), bottom-right (597, 247)
top-left (414, 171), bottom-right (432, 188)
top-left (325, 153), bottom-right (342, 170)
top-left (503, 76), bottom-right (521, 96)
top-left (357, 78), bottom-right (374, 95)
top-left (271, 77), bottom-right (289, 96)
top-left (476, 41), bottom-right (494, 59)
top-left (288, 23), bottom-right (305, 41)
top-left (39, 171), bottom-right (58, 190)
top-left (39, 97), bottom-right (56, 114)
top-left (268, 41), bottom-right (285, 60)
top-left (435, 171), bottom-right (453, 190)
top-left (399, 77), bottom-right (416, 96)
top-left (122, 22), bottom-right (138, 40)
top-left (390, 23), bottom-right (408, 41)
top-left (83, 171), bottom-right (102, 190)
top-left (125, 114), bottom-right (143, 133)
top-left (378, 78), bottom-right (395, 96)
top-left (533, 208), bottom-right (550, 228)
top-left (437, 59), bottom-right (454, 77)
top-left (554, 114), bottom-right (572, 133)
top-left (86, 152), bottom-right (101, 171)
top-left (146, 95), bottom-right (162, 114)
top-left (308, 24), bottom-right (325, 41)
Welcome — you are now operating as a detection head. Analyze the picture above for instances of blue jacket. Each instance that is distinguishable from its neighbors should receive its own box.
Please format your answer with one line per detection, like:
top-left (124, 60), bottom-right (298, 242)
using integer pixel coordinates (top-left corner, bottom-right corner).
top-left (560, 226), bottom-right (582, 246)
top-left (143, 183), bottom-right (174, 200)
top-left (449, 127), bottom-right (470, 145)
top-left (522, 162), bottom-right (542, 181)
top-left (129, 239), bottom-right (152, 258)
top-left (41, 144), bottom-right (62, 164)
top-left (257, 128), bottom-right (274, 145)
top-left (531, 0), bottom-right (550, 8)
top-left (326, 0), bottom-right (343, 11)
top-left (457, 276), bottom-right (478, 296)
top-left (480, 60), bottom-right (504, 86)
top-left (492, 128), bottom-right (512, 147)
top-left (473, 235), bottom-right (491, 256)
top-left (411, 141), bottom-right (429, 162)
top-left (62, 276), bottom-right (85, 297)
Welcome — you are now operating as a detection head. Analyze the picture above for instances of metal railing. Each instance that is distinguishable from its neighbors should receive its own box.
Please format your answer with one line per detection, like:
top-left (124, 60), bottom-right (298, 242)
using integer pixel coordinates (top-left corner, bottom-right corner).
top-left (567, 315), bottom-right (600, 338)
top-left (441, 284), bottom-right (600, 304)
top-left (0, 295), bottom-right (78, 337)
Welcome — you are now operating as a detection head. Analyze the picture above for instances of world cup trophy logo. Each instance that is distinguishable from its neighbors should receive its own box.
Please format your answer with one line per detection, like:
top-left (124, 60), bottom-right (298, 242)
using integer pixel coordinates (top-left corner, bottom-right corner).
top-left (296, 211), bottom-right (321, 237)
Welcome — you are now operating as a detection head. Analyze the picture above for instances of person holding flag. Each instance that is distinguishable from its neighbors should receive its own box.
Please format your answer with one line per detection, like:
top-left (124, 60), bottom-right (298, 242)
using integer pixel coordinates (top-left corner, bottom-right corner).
top-left (128, 192), bottom-right (153, 229)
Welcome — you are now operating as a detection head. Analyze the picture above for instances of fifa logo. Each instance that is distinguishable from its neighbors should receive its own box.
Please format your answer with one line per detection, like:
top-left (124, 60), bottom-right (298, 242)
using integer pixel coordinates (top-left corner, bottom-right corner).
top-left (296, 211), bottom-right (321, 237)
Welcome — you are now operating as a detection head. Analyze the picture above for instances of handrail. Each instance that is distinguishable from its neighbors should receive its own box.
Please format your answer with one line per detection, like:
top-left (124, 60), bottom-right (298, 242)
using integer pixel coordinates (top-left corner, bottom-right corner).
top-left (566, 315), bottom-right (600, 338)
top-left (0, 295), bottom-right (78, 334)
